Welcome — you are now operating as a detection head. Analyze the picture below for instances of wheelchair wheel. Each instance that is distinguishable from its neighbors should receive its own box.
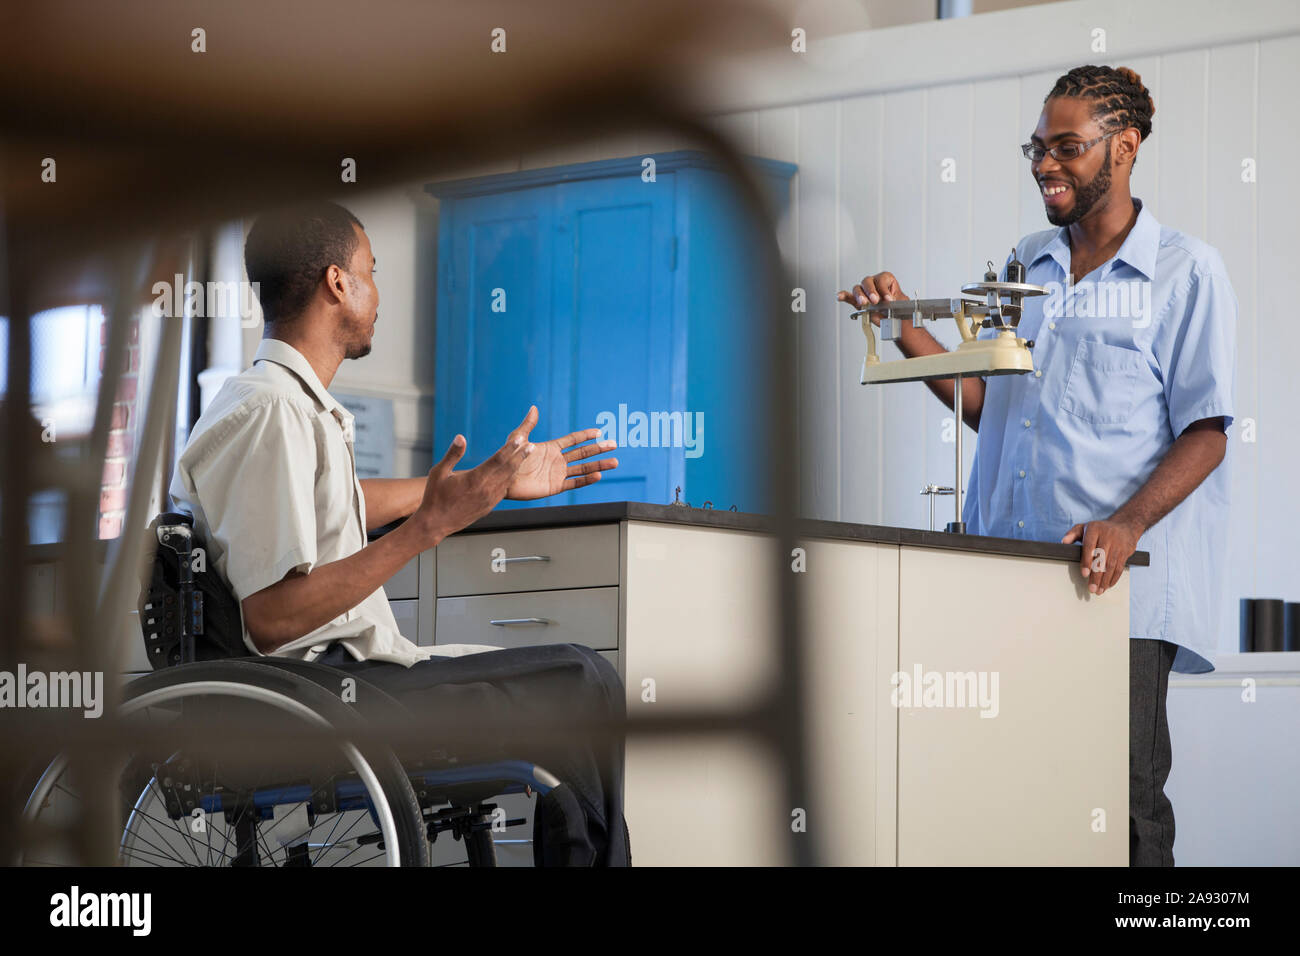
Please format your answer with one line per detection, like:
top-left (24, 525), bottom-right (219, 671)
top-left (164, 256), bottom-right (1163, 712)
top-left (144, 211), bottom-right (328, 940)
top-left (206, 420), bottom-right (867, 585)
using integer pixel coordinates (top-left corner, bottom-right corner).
top-left (239, 658), bottom-right (510, 867)
top-left (20, 661), bottom-right (428, 867)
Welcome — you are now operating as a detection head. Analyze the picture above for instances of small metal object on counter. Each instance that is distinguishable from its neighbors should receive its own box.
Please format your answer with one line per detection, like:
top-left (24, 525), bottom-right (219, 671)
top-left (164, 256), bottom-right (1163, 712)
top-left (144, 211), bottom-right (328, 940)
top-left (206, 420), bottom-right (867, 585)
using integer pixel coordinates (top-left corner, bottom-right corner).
top-left (952, 372), bottom-right (966, 535)
top-left (920, 484), bottom-right (955, 532)
top-left (669, 488), bottom-right (740, 512)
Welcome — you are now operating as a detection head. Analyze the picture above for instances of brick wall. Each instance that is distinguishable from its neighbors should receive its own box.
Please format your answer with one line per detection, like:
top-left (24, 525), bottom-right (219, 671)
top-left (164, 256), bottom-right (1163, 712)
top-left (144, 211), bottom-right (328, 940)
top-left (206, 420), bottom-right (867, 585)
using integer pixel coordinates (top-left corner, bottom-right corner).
top-left (97, 315), bottom-right (140, 539)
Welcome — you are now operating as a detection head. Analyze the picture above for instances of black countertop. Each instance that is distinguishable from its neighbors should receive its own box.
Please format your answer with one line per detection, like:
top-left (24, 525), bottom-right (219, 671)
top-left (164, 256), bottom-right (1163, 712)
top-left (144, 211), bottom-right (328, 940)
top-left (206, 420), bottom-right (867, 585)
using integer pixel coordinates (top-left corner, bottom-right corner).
top-left (450, 501), bottom-right (1150, 567)
top-left (24, 502), bottom-right (1147, 568)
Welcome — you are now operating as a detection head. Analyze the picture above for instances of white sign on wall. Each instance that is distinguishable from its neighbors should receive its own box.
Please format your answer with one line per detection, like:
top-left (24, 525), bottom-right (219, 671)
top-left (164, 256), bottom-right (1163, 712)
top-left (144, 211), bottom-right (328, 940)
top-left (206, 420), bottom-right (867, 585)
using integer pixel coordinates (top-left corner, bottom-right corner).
top-left (334, 392), bottom-right (396, 479)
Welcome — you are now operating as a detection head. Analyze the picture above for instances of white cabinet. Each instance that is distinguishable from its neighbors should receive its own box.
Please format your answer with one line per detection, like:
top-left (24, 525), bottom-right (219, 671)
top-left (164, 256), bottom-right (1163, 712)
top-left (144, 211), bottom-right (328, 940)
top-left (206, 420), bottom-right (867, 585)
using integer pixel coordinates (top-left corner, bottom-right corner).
top-left (1165, 653), bottom-right (1300, 865)
top-left (420, 506), bottom-right (1133, 865)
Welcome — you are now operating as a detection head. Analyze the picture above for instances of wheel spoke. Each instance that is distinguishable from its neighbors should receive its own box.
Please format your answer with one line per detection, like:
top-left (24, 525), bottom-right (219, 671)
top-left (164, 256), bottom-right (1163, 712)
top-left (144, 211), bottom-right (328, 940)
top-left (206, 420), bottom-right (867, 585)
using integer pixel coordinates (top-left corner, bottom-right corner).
top-left (311, 806), bottom-right (349, 867)
top-left (124, 806), bottom-right (231, 866)
top-left (146, 777), bottom-right (208, 867)
top-left (258, 798), bottom-right (311, 844)
top-left (314, 808), bottom-right (369, 867)
top-left (324, 836), bottom-right (368, 867)
top-left (26, 677), bottom-right (413, 868)
top-left (118, 842), bottom-right (186, 867)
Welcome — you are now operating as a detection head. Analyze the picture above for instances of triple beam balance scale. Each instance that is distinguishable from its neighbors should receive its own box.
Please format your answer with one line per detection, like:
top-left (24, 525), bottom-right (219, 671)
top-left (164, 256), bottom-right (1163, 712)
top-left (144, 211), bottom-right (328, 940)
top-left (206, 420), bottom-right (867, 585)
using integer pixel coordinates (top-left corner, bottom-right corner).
top-left (848, 250), bottom-right (1046, 533)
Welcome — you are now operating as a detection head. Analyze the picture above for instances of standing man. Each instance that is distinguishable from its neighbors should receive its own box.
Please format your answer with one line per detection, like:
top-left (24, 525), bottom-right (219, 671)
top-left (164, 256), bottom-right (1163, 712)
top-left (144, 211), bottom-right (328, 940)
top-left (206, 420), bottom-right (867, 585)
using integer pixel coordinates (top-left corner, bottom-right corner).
top-left (839, 65), bottom-right (1237, 866)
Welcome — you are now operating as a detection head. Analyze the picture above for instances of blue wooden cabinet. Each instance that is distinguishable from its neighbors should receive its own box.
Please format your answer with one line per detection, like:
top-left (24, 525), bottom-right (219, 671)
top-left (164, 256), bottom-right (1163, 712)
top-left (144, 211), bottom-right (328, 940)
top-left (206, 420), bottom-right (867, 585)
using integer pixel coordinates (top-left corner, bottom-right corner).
top-left (427, 151), bottom-right (795, 511)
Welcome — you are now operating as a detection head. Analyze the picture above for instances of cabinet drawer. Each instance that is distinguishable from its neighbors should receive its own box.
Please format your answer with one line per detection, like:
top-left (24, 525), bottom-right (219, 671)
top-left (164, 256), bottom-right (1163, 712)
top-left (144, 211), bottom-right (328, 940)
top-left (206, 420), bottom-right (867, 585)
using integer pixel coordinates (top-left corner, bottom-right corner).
top-left (436, 525), bottom-right (619, 596)
top-left (389, 598), bottom-right (419, 645)
top-left (436, 587), bottom-right (618, 650)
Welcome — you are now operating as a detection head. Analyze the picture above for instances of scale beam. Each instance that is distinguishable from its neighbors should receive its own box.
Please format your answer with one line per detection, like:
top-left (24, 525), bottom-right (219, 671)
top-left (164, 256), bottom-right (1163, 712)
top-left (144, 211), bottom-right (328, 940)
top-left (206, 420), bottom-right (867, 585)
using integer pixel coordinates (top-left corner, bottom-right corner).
top-left (844, 253), bottom-right (1046, 531)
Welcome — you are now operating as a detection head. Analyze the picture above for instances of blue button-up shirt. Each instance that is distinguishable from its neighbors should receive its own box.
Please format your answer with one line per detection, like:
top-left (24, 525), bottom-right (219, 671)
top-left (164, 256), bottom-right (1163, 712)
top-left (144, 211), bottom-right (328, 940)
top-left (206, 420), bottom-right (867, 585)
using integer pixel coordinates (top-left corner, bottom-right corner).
top-left (962, 198), bottom-right (1237, 673)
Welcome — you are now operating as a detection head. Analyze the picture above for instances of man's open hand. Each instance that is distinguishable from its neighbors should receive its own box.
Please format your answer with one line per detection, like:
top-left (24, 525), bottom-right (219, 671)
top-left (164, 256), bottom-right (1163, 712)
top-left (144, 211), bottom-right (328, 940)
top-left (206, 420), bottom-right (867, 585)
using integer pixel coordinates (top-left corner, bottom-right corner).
top-left (1061, 517), bottom-right (1143, 596)
top-left (412, 411), bottom-right (536, 542)
top-left (506, 406), bottom-right (619, 501)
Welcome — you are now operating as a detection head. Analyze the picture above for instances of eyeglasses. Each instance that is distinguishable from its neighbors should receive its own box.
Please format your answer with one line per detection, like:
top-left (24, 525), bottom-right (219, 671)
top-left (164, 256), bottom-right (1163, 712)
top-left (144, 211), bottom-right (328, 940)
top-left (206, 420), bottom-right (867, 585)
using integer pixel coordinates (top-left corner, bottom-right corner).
top-left (1020, 130), bottom-right (1118, 163)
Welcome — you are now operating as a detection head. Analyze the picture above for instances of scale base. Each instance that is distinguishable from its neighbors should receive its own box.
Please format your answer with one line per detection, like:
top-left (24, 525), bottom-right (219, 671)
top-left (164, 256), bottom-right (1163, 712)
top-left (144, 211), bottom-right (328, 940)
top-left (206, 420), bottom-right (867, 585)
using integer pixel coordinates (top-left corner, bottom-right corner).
top-left (862, 334), bottom-right (1033, 385)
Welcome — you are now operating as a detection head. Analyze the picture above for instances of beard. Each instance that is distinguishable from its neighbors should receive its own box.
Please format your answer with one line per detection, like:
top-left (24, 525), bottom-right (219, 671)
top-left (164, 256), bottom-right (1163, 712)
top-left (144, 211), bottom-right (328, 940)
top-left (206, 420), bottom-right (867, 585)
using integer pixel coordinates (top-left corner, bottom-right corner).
top-left (341, 312), bottom-right (375, 360)
top-left (1046, 141), bottom-right (1113, 227)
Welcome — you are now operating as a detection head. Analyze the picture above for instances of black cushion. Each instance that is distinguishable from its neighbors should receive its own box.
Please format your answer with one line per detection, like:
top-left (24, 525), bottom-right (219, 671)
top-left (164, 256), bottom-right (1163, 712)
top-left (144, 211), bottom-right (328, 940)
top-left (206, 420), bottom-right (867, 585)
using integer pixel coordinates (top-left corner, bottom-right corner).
top-left (138, 513), bottom-right (247, 668)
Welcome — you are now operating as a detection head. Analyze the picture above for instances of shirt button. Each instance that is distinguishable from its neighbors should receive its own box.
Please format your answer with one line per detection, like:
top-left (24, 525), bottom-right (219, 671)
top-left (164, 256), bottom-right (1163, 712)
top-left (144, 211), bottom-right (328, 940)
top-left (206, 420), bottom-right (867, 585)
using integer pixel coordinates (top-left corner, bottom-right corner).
top-left (1019, 469), bottom-right (1026, 478)
top-left (1018, 520), bottom-right (1025, 528)
top-left (1023, 419), bottom-right (1032, 427)
top-left (1049, 322), bottom-right (1056, 330)
top-left (1034, 369), bottom-right (1042, 378)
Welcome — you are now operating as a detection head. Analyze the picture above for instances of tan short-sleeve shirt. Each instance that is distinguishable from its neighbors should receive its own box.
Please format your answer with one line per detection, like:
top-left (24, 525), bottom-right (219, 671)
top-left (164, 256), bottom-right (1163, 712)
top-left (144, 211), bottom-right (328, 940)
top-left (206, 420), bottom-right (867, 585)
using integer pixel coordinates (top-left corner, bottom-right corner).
top-left (170, 338), bottom-right (496, 666)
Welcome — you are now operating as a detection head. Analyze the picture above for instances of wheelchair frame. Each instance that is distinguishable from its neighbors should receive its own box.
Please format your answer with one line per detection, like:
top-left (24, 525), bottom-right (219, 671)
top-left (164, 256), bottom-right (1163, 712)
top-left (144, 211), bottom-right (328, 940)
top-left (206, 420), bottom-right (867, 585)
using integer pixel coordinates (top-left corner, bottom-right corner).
top-left (21, 513), bottom-right (561, 868)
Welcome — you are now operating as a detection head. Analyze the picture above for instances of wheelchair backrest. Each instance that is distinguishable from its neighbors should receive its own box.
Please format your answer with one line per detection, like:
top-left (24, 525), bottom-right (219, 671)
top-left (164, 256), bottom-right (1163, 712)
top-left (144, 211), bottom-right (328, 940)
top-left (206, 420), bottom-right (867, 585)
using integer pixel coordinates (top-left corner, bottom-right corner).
top-left (138, 512), bottom-right (247, 668)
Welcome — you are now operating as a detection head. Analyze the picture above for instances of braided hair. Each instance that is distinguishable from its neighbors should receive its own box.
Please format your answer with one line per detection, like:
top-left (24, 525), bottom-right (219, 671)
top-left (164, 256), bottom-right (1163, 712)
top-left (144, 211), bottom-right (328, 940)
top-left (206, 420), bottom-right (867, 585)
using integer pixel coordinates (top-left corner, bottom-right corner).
top-left (1045, 65), bottom-right (1155, 167)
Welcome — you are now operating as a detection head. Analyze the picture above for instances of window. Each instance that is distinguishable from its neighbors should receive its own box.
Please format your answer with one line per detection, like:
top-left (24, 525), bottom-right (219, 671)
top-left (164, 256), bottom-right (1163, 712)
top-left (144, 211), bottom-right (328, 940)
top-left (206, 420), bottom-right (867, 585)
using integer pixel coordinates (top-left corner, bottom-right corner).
top-left (1, 305), bottom-right (106, 434)
top-left (1, 305), bottom-right (113, 543)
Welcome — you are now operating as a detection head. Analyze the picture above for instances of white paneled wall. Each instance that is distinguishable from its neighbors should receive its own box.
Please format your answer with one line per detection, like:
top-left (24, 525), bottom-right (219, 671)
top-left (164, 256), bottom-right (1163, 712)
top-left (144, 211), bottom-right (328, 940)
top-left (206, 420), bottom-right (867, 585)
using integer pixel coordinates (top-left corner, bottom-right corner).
top-left (1254, 35), bottom-right (1298, 624)
top-left (374, 0), bottom-right (1295, 660)
top-left (697, 4), bottom-right (1298, 660)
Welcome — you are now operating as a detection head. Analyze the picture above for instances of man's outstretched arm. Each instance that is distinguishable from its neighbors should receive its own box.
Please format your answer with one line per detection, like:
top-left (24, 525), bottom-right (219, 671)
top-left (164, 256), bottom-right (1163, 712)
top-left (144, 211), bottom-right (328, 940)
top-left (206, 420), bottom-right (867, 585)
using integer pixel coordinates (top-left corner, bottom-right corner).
top-left (244, 432), bottom-right (531, 653)
top-left (359, 406), bottom-right (618, 529)
top-left (360, 477), bottom-right (427, 530)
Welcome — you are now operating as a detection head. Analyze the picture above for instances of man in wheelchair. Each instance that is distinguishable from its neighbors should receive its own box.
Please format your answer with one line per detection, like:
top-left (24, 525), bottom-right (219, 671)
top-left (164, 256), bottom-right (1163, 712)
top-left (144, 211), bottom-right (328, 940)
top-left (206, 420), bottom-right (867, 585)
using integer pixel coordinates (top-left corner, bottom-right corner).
top-left (166, 201), bottom-right (629, 866)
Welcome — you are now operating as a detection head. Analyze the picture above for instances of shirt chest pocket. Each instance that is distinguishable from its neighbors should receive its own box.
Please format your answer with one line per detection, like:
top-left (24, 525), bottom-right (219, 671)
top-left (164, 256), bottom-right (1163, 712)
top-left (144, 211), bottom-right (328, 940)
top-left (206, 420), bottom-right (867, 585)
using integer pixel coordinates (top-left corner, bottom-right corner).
top-left (1059, 339), bottom-right (1145, 425)
top-left (314, 416), bottom-right (364, 538)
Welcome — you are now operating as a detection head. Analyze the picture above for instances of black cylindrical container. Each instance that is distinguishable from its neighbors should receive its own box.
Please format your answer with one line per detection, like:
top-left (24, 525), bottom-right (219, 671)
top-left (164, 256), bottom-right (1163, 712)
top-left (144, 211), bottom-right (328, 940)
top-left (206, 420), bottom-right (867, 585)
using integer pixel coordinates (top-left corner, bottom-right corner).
top-left (1254, 599), bottom-right (1286, 652)
top-left (1240, 597), bottom-right (1255, 652)
top-left (1285, 602), bottom-right (1300, 653)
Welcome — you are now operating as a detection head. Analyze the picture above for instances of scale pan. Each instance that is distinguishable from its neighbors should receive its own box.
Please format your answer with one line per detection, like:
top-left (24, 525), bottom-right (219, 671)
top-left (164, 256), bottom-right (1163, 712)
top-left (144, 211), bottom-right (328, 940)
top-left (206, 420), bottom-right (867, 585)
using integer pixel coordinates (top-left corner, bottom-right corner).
top-left (960, 280), bottom-right (1049, 298)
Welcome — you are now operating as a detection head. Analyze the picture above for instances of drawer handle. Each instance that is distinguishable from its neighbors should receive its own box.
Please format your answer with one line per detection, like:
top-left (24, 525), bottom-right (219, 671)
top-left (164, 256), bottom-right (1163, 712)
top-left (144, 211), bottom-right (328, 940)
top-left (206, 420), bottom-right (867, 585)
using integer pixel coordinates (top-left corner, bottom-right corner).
top-left (489, 617), bottom-right (551, 627)
top-left (501, 555), bottom-right (550, 564)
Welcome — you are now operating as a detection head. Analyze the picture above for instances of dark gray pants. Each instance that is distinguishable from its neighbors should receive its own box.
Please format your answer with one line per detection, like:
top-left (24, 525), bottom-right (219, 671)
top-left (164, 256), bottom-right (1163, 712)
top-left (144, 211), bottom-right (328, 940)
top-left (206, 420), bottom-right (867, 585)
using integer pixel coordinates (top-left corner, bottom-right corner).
top-left (315, 642), bottom-right (630, 866)
top-left (1130, 638), bottom-right (1177, 866)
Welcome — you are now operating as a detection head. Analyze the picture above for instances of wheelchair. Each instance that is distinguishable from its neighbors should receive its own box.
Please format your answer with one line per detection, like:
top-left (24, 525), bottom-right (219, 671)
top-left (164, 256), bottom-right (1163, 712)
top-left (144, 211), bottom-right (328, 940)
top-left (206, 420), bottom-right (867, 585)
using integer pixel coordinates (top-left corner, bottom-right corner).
top-left (19, 513), bottom-right (560, 867)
